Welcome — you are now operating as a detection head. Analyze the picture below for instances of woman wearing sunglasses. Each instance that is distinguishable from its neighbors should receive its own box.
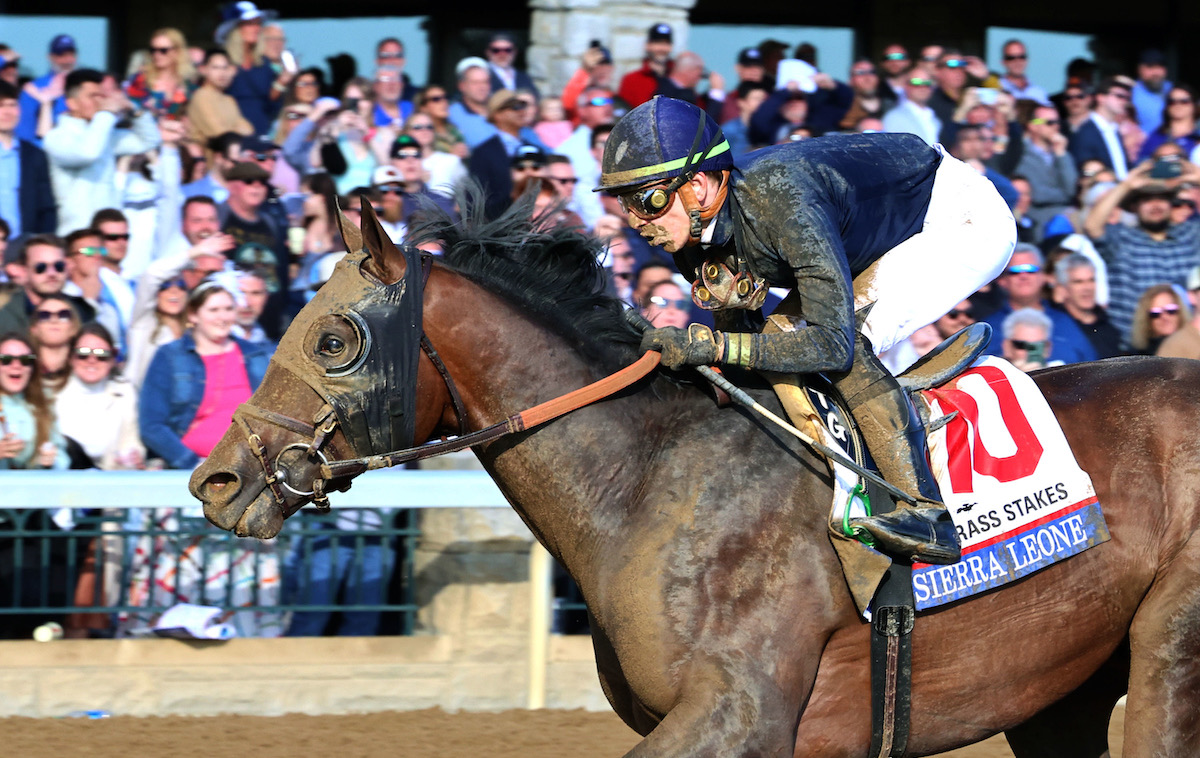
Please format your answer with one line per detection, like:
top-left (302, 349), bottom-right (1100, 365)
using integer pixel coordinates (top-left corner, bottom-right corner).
top-left (55, 323), bottom-right (143, 470)
top-left (595, 96), bottom-right (1016, 565)
top-left (1130, 283), bottom-right (1190, 355)
top-left (29, 296), bottom-right (81, 397)
top-left (1136, 85), bottom-right (1200, 163)
top-left (0, 332), bottom-right (68, 470)
top-left (417, 85), bottom-right (468, 158)
top-left (124, 28), bottom-right (196, 120)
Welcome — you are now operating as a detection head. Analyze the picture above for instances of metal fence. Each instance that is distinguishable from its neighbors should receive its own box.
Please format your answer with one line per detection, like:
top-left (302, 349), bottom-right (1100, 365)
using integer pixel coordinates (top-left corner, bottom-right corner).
top-left (0, 469), bottom-right (590, 639)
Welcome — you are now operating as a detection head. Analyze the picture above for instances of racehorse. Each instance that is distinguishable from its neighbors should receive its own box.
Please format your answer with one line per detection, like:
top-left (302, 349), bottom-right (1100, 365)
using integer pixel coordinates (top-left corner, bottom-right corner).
top-left (191, 197), bottom-right (1200, 757)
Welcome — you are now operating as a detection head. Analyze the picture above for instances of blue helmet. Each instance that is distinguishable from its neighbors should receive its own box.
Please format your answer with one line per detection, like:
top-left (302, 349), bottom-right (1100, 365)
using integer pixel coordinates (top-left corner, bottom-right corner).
top-left (595, 97), bottom-right (732, 194)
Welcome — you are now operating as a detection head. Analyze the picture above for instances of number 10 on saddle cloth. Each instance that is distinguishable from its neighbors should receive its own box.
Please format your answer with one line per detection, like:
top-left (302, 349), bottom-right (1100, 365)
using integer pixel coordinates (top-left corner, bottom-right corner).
top-left (827, 357), bottom-right (1110, 613)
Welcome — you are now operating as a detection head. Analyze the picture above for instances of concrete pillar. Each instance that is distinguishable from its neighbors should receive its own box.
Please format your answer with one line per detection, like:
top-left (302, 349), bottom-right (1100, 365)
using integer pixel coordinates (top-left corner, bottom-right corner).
top-left (527, 0), bottom-right (696, 99)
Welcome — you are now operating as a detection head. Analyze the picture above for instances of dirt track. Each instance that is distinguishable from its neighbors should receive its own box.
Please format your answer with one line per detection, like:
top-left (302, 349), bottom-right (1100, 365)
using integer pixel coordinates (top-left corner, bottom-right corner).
top-left (0, 706), bottom-right (1124, 757)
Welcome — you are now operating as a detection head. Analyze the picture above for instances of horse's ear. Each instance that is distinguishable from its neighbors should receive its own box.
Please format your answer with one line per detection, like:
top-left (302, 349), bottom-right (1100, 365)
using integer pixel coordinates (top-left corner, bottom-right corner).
top-left (335, 198), bottom-right (362, 256)
top-left (358, 200), bottom-right (406, 284)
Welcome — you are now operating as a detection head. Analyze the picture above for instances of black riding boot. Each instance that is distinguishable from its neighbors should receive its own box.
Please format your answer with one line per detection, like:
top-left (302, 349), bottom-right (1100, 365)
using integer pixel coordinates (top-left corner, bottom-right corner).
top-left (831, 334), bottom-right (961, 565)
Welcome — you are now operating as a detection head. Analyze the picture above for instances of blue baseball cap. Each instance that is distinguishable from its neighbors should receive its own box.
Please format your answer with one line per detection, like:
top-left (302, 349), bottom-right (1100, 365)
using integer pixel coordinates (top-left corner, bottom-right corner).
top-left (50, 35), bottom-right (77, 55)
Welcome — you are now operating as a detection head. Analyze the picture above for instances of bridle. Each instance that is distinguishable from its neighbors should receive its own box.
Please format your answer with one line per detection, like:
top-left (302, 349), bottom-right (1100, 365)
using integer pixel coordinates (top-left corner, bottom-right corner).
top-left (229, 246), bottom-right (659, 516)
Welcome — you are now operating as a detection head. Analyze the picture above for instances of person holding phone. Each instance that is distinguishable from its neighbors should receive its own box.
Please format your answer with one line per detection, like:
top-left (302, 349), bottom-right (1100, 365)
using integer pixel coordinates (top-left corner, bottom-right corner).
top-left (1138, 85), bottom-right (1200, 162)
top-left (1000, 309), bottom-right (1060, 372)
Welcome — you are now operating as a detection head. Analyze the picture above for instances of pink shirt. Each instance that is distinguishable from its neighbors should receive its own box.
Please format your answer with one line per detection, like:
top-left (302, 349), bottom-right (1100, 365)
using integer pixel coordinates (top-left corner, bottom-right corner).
top-left (181, 343), bottom-right (252, 458)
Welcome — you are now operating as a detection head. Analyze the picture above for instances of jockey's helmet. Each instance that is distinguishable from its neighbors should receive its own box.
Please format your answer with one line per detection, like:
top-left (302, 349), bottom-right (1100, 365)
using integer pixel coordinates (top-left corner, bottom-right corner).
top-left (594, 96), bottom-right (732, 196)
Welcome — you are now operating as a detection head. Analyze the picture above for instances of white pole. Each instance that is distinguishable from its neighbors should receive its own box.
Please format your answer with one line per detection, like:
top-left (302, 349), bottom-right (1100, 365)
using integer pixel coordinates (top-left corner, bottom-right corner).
top-left (527, 542), bottom-right (552, 709)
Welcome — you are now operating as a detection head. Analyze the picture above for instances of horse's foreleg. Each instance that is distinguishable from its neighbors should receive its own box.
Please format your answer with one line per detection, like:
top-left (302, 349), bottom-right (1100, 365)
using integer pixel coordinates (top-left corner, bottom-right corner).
top-left (622, 663), bottom-right (812, 758)
top-left (1123, 544), bottom-right (1200, 756)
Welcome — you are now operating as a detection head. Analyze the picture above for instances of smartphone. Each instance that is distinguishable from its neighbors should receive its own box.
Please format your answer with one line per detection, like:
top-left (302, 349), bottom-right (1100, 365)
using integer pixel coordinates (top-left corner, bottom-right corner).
top-left (1151, 155), bottom-right (1184, 179)
top-left (281, 50), bottom-right (298, 74)
top-left (1025, 340), bottom-right (1046, 365)
top-left (341, 97), bottom-right (360, 112)
top-left (976, 88), bottom-right (999, 105)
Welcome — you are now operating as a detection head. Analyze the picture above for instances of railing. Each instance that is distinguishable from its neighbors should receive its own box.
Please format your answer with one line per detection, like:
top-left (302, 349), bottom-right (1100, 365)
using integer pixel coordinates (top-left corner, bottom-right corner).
top-left (0, 470), bottom-right (540, 639)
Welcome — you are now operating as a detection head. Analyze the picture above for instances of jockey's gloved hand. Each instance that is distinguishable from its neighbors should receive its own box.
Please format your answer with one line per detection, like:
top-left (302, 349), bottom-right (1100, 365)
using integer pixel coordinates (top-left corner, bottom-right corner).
top-left (640, 324), bottom-right (721, 370)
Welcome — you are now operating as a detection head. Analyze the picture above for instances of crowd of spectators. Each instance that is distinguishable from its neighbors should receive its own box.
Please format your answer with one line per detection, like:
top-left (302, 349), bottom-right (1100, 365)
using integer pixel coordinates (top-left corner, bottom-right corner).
top-left (2, 3), bottom-right (1200, 634)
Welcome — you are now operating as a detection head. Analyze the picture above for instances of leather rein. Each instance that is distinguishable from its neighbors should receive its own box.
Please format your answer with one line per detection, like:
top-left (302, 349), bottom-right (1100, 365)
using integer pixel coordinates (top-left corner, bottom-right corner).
top-left (233, 252), bottom-right (660, 513)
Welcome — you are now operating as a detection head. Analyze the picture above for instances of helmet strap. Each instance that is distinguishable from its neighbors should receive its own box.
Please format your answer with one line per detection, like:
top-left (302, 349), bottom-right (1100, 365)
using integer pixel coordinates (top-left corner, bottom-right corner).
top-left (678, 171), bottom-right (730, 244)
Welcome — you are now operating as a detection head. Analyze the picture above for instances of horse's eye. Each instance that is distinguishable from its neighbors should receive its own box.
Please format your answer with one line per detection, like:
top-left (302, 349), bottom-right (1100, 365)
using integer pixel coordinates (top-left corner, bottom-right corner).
top-left (319, 335), bottom-right (345, 356)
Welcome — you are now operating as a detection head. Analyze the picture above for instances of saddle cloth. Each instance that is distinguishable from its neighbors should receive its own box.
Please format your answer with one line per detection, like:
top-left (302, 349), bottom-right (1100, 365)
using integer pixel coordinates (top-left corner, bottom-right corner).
top-left (777, 357), bottom-right (1111, 616)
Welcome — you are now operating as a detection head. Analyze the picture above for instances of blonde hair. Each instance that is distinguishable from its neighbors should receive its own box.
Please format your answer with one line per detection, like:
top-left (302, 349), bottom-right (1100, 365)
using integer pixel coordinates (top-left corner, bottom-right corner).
top-left (224, 26), bottom-right (262, 68)
top-left (142, 28), bottom-right (196, 87)
top-left (1130, 283), bottom-right (1192, 352)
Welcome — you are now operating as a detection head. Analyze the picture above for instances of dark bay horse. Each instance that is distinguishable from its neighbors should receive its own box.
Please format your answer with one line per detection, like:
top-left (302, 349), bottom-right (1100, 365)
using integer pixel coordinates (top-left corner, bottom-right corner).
top-left (191, 201), bottom-right (1200, 757)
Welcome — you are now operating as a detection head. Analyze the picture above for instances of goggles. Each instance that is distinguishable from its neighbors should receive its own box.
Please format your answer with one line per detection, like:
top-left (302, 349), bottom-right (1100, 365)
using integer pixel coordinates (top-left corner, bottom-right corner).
top-left (618, 184), bottom-right (676, 221)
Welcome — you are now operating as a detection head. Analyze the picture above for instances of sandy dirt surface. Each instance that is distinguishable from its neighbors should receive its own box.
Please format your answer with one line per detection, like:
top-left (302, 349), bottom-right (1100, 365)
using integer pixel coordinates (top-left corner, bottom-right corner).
top-left (0, 706), bottom-right (1124, 757)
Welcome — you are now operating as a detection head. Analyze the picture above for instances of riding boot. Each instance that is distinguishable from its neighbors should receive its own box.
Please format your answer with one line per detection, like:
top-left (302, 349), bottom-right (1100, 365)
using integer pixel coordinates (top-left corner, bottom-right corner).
top-left (831, 333), bottom-right (961, 565)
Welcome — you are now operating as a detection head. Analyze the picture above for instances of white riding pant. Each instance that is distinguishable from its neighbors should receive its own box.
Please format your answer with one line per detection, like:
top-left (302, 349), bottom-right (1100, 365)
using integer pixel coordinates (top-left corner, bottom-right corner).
top-left (856, 147), bottom-right (1016, 354)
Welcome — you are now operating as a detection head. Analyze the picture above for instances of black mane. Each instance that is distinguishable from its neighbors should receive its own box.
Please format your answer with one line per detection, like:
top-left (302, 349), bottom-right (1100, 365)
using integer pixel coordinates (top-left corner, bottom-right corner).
top-left (408, 184), bottom-right (643, 365)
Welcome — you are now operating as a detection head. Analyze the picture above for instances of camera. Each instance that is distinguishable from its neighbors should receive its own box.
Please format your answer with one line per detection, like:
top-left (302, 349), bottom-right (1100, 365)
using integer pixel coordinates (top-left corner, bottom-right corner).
top-left (1150, 154), bottom-right (1184, 179)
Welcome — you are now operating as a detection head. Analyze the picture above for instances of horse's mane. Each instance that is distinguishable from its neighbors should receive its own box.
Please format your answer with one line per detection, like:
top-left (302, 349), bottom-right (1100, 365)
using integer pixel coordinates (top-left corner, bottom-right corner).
top-left (408, 183), bottom-right (643, 366)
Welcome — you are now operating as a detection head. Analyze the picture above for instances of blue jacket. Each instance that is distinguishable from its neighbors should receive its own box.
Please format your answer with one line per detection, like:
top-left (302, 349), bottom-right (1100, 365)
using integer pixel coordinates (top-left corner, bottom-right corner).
top-left (982, 300), bottom-right (1098, 366)
top-left (138, 333), bottom-right (272, 469)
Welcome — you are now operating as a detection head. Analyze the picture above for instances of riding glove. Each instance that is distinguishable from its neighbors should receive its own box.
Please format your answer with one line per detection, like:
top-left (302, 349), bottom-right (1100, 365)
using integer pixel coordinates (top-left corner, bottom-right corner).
top-left (640, 324), bottom-right (721, 370)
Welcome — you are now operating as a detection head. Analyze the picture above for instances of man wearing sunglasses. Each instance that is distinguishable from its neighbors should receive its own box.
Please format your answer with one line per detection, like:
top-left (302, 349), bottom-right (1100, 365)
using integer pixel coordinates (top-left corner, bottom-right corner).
top-left (0, 234), bottom-right (93, 335)
top-left (618, 23), bottom-right (675, 109)
top-left (485, 32), bottom-right (539, 100)
top-left (995, 39), bottom-right (1049, 106)
top-left (596, 96), bottom-right (1016, 564)
top-left (62, 227), bottom-right (130, 357)
top-left (1014, 104), bottom-right (1079, 238)
top-left (881, 74), bottom-right (941, 145)
top-left (218, 162), bottom-right (289, 339)
top-left (1067, 76), bottom-right (1133, 179)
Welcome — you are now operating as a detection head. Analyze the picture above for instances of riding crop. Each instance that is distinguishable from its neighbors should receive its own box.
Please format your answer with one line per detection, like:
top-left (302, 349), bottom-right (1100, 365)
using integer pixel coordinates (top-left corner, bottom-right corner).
top-left (625, 310), bottom-right (915, 505)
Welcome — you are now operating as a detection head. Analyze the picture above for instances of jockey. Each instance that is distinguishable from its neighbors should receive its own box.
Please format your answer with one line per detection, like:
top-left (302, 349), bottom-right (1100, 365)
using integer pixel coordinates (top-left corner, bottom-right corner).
top-left (595, 96), bottom-right (1016, 565)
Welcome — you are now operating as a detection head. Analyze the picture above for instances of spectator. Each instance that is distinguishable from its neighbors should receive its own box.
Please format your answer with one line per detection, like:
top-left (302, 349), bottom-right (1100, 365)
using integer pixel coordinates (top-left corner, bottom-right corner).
top-left (995, 39), bottom-right (1049, 105)
top-left (533, 96), bottom-right (572, 149)
top-left (373, 37), bottom-right (417, 104)
top-left (29, 294), bottom-right (81, 395)
top-left (416, 84), bottom-right (467, 158)
top-left (839, 59), bottom-right (892, 131)
top-left (62, 228), bottom-right (129, 355)
top-left (371, 65), bottom-right (412, 131)
top-left (1132, 49), bottom-right (1171, 135)
top-left (948, 124), bottom-right (1018, 210)
top-left (280, 96), bottom-right (343, 181)
top-left (562, 42), bottom-right (615, 124)
top-left (16, 34), bottom-right (77, 146)
top-left (90, 209), bottom-right (132, 283)
top-left (1129, 283), bottom-right (1189, 355)
top-left (1084, 161), bottom-right (1200, 342)
top-left (720, 47), bottom-right (768, 124)
top-left (655, 52), bottom-right (725, 121)
top-left (1014, 104), bottom-right (1078, 238)
top-left (0, 47), bottom-right (18, 89)
top-left (642, 280), bottom-right (691, 328)
top-left (0, 331), bottom-right (68, 470)
top-left (233, 135), bottom-right (291, 235)
top-left (182, 131), bottom-right (244, 203)
top-left (982, 243), bottom-right (1097, 365)
top-left (232, 270), bottom-right (272, 344)
top-left (1060, 81), bottom-right (1093, 134)
top-left (882, 74), bottom-right (940, 145)
top-left (469, 90), bottom-right (536, 219)
top-left (632, 258), bottom-right (677, 309)
top-left (1001, 308), bottom-right (1059, 372)
top-left (594, 213), bottom-right (635, 304)
top-left (724, 81), bottom-right (770, 158)
top-left (1157, 265), bottom-right (1200, 359)
top-left (218, 161), bottom-right (290, 338)
top-left (449, 57), bottom-right (498, 150)
top-left (1068, 76), bottom-right (1132, 179)
top-left (0, 80), bottom-right (58, 237)
top-left (1051, 254), bottom-right (1121, 359)
top-left (0, 235), bottom-right (94, 335)
top-left (507, 143), bottom-right (545, 205)
top-left (43, 69), bottom-right (161, 236)
top-left (879, 43), bottom-right (912, 100)
top-left (931, 299), bottom-right (976, 340)
top-left (557, 90), bottom-right (613, 228)
top-left (485, 33), bottom-right (538, 99)
top-left (929, 50), bottom-right (973, 139)
top-left (326, 105), bottom-right (377, 194)
top-left (55, 322), bottom-right (143, 470)
top-left (400, 111), bottom-right (466, 196)
top-left (218, 1), bottom-right (289, 137)
top-left (124, 28), bottom-right (196, 119)
top-left (619, 24), bottom-right (674, 109)
top-left (138, 281), bottom-right (271, 470)
top-left (1141, 85), bottom-right (1200, 162)
top-left (187, 49), bottom-right (254, 153)
top-left (370, 165), bottom-right (408, 242)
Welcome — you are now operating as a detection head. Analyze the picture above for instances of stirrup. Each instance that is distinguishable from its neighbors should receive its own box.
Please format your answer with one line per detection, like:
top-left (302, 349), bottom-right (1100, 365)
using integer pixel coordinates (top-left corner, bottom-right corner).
top-left (850, 505), bottom-right (961, 565)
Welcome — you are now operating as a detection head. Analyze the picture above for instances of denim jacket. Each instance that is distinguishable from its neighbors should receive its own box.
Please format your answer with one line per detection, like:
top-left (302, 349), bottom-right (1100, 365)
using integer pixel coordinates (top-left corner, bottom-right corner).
top-left (138, 333), bottom-right (273, 469)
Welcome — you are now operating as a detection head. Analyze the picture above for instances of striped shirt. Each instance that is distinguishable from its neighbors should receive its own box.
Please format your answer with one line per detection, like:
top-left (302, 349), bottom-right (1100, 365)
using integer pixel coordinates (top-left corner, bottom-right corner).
top-left (1095, 216), bottom-right (1200, 345)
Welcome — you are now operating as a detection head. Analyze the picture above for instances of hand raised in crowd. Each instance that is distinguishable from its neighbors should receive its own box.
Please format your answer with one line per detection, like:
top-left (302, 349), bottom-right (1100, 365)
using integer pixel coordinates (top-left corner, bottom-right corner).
top-left (101, 88), bottom-right (133, 114)
top-left (35, 441), bottom-right (57, 468)
top-left (24, 72), bottom-right (65, 104)
top-left (0, 432), bottom-right (24, 460)
top-left (1047, 128), bottom-right (1069, 156)
top-left (812, 72), bottom-right (834, 91)
top-left (309, 97), bottom-right (341, 123)
top-left (192, 232), bottom-right (236, 258)
top-left (707, 70), bottom-right (726, 92)
top-left (963, 55), bottom-right (989, 80)
top-left (159, 118), bottom-right (187, 144)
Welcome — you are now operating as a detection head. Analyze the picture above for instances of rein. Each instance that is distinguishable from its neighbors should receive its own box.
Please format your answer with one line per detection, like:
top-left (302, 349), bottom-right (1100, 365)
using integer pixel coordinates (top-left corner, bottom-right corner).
top-left (233, 248), bottom-right (660, 512)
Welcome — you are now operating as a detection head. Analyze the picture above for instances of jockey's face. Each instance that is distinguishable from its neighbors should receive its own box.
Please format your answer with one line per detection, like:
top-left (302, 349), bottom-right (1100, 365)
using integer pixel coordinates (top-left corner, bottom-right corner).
top-left (617, 172), bottom-right (714, 254)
